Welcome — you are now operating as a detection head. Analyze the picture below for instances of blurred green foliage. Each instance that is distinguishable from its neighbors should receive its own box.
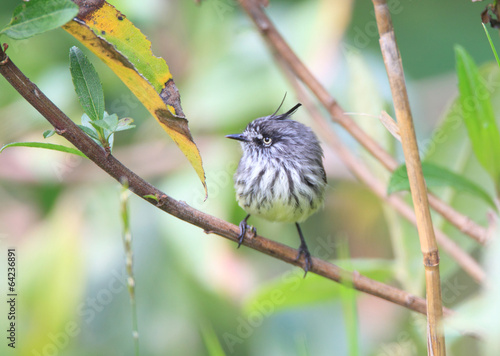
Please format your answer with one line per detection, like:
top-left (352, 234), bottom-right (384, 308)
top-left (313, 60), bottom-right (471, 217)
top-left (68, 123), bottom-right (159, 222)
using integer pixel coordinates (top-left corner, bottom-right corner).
top-left (388, 162), bottom-right (497, 210)
top-left (0, 0), bottom-right (78, 40)
top-left (0, 0), bottom-right (499, 355)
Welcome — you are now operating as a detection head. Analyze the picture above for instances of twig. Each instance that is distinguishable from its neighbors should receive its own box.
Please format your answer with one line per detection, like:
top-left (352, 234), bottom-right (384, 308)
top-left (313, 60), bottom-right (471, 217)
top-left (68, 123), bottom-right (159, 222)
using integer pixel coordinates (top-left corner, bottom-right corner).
top-left (237, 0), bottom-right (488, 246)
top-left (379, 111), bottom-right (402, 142)
top-left (372, 1), bottom-right (445, 354)
top-left (276, 58), bottom-right (485, 284)
top-left (0, 44), bottom-right (454, 321)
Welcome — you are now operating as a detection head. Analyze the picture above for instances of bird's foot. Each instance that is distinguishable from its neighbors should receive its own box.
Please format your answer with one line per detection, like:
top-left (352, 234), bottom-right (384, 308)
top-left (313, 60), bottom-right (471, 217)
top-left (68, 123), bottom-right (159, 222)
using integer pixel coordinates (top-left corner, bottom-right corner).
top-left (296, 243), bottom-right (312, 277)
top-left (237, 216), bottom-right (256, 248)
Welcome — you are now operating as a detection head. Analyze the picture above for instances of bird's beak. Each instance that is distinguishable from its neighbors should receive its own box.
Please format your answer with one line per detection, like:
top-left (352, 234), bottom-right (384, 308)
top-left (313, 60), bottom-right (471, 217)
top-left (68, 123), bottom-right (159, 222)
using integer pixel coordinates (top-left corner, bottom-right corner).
top-left (225, 134), bottom-right (249, 142)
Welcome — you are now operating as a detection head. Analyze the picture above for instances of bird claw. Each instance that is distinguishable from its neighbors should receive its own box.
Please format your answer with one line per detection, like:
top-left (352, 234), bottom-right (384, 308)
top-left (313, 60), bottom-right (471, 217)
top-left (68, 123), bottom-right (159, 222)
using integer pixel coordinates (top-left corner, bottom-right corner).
top-left (296, 244), bottom-right (312, 277)
top-left (237, 219), bottom-right (256, 248)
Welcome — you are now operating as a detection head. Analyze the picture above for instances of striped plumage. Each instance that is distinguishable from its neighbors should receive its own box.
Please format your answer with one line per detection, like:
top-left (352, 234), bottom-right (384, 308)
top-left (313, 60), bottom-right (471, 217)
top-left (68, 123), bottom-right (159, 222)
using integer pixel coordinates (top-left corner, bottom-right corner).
top-left (226, 103), bottom-right (326, 275)
top-left (233, 115), bottom-right (326, 223)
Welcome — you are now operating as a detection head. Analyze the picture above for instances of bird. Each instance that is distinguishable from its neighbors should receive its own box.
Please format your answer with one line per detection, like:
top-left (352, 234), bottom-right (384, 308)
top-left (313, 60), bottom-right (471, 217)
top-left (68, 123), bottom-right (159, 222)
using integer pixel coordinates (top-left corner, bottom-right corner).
top-left (226, 102), bottom-right (327, 275)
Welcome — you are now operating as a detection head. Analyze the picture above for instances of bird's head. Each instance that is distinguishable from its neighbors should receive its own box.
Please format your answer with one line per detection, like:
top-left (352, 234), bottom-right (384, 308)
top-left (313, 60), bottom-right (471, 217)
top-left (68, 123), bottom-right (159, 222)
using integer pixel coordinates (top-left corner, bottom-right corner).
top-left (226, 103), bottom-right (320, 160)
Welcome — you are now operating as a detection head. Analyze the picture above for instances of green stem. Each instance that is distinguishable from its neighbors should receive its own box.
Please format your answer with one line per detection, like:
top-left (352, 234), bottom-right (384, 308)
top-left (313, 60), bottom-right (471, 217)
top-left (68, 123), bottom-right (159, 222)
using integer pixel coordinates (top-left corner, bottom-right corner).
top-left (338, 237), bottom-right (359, 356)
top-left (120, 183), bottom-right (139, 356)
top-left (482, 23), bottom-right (500, 68)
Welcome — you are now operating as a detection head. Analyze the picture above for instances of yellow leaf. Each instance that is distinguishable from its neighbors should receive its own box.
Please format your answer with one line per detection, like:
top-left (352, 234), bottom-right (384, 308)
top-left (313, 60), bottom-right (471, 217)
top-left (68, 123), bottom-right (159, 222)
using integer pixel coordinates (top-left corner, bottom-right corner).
top-left (63, 1), bottom-right (207, 196)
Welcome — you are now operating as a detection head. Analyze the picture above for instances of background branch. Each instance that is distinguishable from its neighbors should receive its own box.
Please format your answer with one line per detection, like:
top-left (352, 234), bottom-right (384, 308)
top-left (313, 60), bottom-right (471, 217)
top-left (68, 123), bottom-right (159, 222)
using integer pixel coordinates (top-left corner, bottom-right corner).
top-left (0, 44), bottom-right (455, 320)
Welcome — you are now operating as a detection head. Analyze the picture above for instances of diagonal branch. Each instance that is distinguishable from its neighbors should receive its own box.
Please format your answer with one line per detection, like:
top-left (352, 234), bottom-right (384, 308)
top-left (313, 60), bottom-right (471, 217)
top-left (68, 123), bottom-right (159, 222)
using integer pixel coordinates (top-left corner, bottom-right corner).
top-left (0, 44), bottom-right (453, 320)
top-left (237, 0), bottom-right (488, 246)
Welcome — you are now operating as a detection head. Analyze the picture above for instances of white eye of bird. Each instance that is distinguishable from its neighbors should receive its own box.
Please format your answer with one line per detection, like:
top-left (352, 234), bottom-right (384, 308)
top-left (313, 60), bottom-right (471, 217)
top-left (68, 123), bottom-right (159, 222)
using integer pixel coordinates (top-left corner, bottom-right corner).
top-left (262, 137), bottom-right (272, 146)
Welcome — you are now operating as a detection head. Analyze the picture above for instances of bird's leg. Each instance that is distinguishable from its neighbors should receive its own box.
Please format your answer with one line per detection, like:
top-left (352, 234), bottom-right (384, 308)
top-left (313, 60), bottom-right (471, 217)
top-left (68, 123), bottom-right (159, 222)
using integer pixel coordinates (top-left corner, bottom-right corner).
top-left (237, 214), bottom-right (256, 248)
top-left (295, 223), bottom-right (312, 277)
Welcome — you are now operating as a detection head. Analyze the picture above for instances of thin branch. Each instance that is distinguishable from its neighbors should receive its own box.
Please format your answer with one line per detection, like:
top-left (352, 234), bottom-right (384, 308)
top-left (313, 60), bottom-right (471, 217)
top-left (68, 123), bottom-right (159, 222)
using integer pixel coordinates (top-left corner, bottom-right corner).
top-left (0, 44), bottom-right (456, 322)
top-left (372, 1), bottom-right (445, 354)
top-left (237, 0), bottom-right (488, 246)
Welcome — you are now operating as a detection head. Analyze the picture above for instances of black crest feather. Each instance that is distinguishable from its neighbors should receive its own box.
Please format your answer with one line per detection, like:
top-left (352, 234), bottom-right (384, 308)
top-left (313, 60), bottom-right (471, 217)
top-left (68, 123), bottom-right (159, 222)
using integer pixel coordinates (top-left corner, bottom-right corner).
top-left (272, 103), bottom-right (302, 120)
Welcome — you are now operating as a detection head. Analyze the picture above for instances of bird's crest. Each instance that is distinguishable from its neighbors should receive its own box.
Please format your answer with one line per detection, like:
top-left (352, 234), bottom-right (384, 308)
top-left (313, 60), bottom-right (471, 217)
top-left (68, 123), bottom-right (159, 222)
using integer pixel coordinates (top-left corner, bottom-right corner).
top-left (270, 93), bottom-right (302, 120)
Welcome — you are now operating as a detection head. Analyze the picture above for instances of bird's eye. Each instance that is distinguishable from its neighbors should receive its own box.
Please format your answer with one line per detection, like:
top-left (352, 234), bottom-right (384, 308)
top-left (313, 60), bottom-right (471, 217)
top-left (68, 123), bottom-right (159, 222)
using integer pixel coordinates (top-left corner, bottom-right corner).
top-left (262, 137), bottom-right (272, 146)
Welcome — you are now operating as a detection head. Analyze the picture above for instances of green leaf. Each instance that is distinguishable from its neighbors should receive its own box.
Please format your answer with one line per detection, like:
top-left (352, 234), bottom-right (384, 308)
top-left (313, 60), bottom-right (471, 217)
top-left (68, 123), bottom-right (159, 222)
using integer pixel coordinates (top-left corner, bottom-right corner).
top-left (143, 194), bottom-right (159, 202)
top-left (92, 113), bottom-right (119, 132)
top-left (80, 113), bottom-right (93, 128)
top-left (87, 112), bottom-right (133, 151)
top-left (69, 46), bottom-right (105, 123)
top-left (106, 131), bottom-right (114, 151)
top-left (114, 124), bottom-right (136, 132)
top-left (388, 162), bottom-right (497, 211)
top-left (0, 142), bottom-right (86, 158)
top-left (455, 45), bottom-right (500, 190)
top-left (422, 62), bottom-right (500, 282)
top-left (77, 125), bottom-right (100, 141)
top-left (243, 259), bottom-right (393, 315)
top-left (115, 117), bottom-right (135, 132)
top-left (482, 23), bottom-right (500, 68)
top-left (0, 0), bottom-right (78, 40)
top-left (104, 112), bottom-right (119, 125)
top-left (43, 129), bottom-right (56, 139)
top-left (92, 119), bottom-right (116, 132)
top-left (200, 322), bottom-right (226, 356)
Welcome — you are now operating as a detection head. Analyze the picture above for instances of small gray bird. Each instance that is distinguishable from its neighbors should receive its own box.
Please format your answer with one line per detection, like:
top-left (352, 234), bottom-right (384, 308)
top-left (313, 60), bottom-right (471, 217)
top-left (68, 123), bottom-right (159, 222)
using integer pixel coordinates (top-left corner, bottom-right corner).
top-left (226, 103), bottom-right (327, 275)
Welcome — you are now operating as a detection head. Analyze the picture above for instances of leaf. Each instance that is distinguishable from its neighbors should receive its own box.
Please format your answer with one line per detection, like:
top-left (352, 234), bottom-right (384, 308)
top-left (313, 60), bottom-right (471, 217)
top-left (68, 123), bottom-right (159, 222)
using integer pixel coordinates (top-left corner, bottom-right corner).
top-left (63, 1), bottom-right (207, 196)
top-left (115, 124), bottom-right (135, 132)
top-left (92, 118), bottom-right (118, 132)
top-left (0, 0), bottom-right (78, 40)
top-left (243, 259), bottom-right (394, 314)
top-left (69, 47), bottom-right (105, 122)
top-left (388, 162), bottom-right (497, 211)
top-left (104, 112), bottom-right (119, 130)
top-left (80, 113), bottom-right (100, 137)
top-left (43, 130), bottom-right (56, 139)
top-left (200, 322), bottom-right (226, 356)
top-left (455, 45), bottom-right (500, 190)
top-left (107, 131), bottom-right (114, 151)
top-left (0, 142), bottom-right (86, 158)
top-left (115, 117), bottom-right (135, 132)
top-left (422, 62), bottom-right (500, 281)
top-left (482, 23), bottom-right (500, 68)
top-left (143, 194), bottom-right (159, 202)
top-left (80, 113), bottom-right (93, 128)
top-left (77, 125), bottom-right (100, 141)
